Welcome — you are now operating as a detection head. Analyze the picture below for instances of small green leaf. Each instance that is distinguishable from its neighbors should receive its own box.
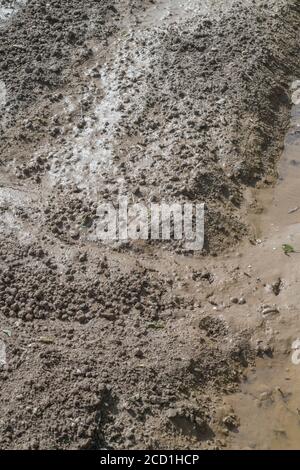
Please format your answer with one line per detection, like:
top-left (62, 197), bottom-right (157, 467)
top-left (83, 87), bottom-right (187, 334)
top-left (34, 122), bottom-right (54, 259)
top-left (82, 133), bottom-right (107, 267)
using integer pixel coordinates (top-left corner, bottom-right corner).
top-left (2, 329), bottom-right (11, 337)
top-left (282, 244), bottom-right (295, 254)
top-left (81, 215), bottom-right (93, 228)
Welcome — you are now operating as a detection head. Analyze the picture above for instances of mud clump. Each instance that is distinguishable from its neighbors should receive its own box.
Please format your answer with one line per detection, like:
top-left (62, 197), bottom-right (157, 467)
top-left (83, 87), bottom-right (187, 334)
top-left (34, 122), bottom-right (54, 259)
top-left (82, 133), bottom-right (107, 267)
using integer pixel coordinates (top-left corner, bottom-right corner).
top-left (0, 239), bottom-right (171, 323)
top-left (0, 0), bottom-right (299, 450)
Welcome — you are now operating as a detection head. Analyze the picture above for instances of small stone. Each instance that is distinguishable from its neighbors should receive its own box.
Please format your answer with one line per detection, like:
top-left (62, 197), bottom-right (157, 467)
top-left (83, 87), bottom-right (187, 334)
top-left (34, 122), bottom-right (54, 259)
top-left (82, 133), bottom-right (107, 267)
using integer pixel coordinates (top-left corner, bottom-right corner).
top-left (79, 252), bottom-right (87, 262)
top-left (166, 408), bottom-right (179, 419)
top-left (134, 348), bottom-right (144, 358)
top-left (99, 312), bottom-right (116, 321)
top-left (222, 414), bottom-right (239, 429)
top-left (70, 230), bottom-right (80, 239)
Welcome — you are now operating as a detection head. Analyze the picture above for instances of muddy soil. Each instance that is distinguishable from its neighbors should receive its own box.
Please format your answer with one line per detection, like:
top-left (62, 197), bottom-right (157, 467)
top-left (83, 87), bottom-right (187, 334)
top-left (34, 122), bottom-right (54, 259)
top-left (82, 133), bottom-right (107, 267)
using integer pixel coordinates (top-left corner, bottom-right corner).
top-left (224, 85), bottom-right (300, 450)
top-left (0, 0), bottom-right (299, 450)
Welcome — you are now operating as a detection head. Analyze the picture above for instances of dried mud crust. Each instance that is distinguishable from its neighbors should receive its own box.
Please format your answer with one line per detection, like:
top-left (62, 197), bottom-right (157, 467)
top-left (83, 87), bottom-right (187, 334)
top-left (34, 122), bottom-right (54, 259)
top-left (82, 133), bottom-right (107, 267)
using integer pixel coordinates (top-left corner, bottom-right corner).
top-left (0, 0), bottom-right (299, 450)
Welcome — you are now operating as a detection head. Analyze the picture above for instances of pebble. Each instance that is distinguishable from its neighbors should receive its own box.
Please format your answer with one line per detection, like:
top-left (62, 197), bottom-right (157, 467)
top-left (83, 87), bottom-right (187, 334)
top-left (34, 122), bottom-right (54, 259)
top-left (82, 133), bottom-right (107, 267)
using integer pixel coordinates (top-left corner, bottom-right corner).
top-left (134, 348), bottom-right (144, 358)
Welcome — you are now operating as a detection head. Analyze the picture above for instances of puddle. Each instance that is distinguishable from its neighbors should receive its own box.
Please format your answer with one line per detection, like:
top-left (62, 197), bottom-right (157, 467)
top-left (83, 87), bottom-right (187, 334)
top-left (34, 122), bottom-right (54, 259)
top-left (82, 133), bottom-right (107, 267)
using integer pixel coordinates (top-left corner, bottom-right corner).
top-left (248, 82), bottom-right (300, 244)
top-left (228, 80), bottom-right (300, 450)
top-left (227, 358), bottom-right (300, 450)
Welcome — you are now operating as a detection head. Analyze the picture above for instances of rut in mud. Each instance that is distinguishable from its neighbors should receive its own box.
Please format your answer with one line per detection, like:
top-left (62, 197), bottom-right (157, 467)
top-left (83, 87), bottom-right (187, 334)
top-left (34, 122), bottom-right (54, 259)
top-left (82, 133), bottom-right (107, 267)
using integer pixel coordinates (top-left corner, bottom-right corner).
top-left (0, 0), bottom-right (299, 450)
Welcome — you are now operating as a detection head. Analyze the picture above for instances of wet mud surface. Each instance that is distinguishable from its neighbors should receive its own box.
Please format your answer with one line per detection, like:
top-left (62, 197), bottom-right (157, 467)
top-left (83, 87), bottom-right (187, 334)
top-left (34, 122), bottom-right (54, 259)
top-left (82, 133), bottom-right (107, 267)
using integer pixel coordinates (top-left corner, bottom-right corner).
top-left (0, 0), bottom-right (299, 450)
top-left (225, 86), bottom-right (300, 450)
